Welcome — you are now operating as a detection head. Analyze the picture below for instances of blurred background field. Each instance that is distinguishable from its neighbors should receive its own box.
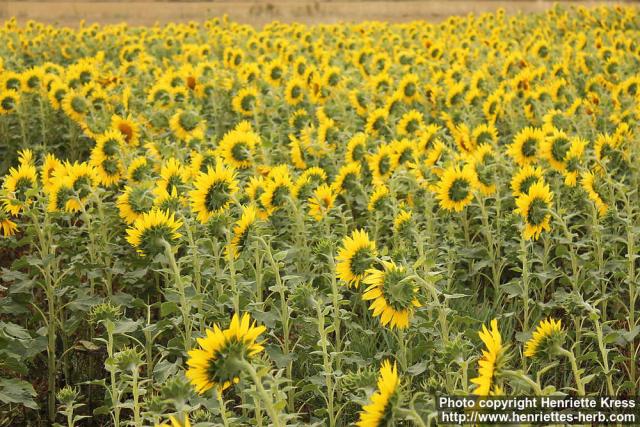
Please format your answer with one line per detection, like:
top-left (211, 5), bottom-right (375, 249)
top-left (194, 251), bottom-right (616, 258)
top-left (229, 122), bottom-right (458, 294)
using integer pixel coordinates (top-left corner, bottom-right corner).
top-left (1, 1), bottom-right (634, 26)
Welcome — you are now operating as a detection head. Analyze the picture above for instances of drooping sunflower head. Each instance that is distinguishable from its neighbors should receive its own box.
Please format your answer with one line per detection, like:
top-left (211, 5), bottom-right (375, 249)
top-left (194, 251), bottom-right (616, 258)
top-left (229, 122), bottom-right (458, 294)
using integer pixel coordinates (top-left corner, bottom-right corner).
top-left (471, 319), bottom-right (508, 396)
top-left (356, 360), bottom-right (401, 427)
top-left (189, 164), bottom-right (239, 223)
top-left (186, 313), bottom-right (266, 394)
top-left (336, 229), bottom-right (377, 288)
top-left (524, 318), bottom-right (564, 359)
top-left (125, 208), bottom-right (183, 257)
top-left (435, 165), bottom-right (477, 212)
top-left (362, 260), bottom-right (421, 330)
top-left (514, 181), bottom-right (554, 241)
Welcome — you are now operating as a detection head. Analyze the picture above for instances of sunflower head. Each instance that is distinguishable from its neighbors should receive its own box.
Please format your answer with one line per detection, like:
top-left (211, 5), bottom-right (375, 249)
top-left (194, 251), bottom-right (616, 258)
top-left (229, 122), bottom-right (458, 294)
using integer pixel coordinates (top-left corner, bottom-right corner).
top-left (471, 319), bottom-right (509, 396)
top-left (356, 360), bottom-right (401, 427)
top-left (125, 208), bottom-right (183, 257)
top-left (524, 318), bottom-right (564, 359)
top-left (362, 260), bottom-right (421, 330)
top-left (336, 229), bottom-right (377, 288)
top-left (186, 313), bottom-right (266, 394)
top-left (435, 165), bottom-right (477, 212)
top-left (190, 164), bottom-right (239, 224)
top-left (514, 181), bottom-right (554, 240)
top-left (307, 184), bottom-right (336, 221)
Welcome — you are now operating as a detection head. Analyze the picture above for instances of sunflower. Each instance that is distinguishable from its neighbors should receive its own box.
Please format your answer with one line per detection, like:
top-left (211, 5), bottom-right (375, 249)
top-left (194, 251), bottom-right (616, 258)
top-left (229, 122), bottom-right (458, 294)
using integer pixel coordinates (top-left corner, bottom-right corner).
top-left (46, 176), bottom-right (78, 213)
top-left (397, 73), bottom-right (420, 104)
top-left (392, 139), bottom-right (417, 166)
top-left (471, 319), bottom-right (507, 396)
top-left (125, 208), bottom-right (183, 256)
top-left (186, 313), bottom-right (266, 394)
top-left (218, 122), bottom-right (259, 169)
top-left (264, 59), bottom-right (285, 86)
top-left (190, 164), bottom-right (239, 223)
top-left (514, 181), bottom-right (553, 240)
top-left (365, 108), bottom-right (388, 137)
top-left (227, 205), bottom-right (259, 259)
top-left (158, 158), bottom-right (190, 195)
top-left (524, 318), bottom-right (564, 359)
top-left (260, 169), bottom-right (294, 213)
top-left (116, 183), bottom-right (155, 224)
top-left (61, 89), bottom-right (89, 123)
top-left (435, 165), bottom-right (477, 212)
top-left (368, 185), bottom-right (390, 212)
top-left (0, 208), bottom-right (18, 237)
top-left (540, 128), bottom-right (571, 171)
top-left (170, 109), bottom-right (205, 142)
top-left (510, 165), bottom-right (545, 197)
top-left (111, 114), bottom-right (140, 146)
top-left (307, 184), bottom-right (336, 221)
top-left (0, 89), bottom-right (20, 114)
top-left (562, 137), bottom-right (586, 186)
top-left (362, 260), bottom-right (421, 330)
top-left (284, 77), bottom-right (305, 106)
top-left (232, 87), bottom-right (259, 117)
top-left (508, 127), bottom-right (544, 166)
top-left (156, 414), bottom-right (191, 427)
top-left (3, 163), bottom-right (38, 215)
top-left (336, 229), bottom-right (377, 288)
top-left (41, 153), bottom-right (62, 192)
top-left (346, 133), bottom-right (367, 164)
top-left (393, 209), bottom-right (412, 233)
top-left (581, 171), bottom-right (608, 217)
top-left (466, 144), bottom-right (496, 195)
top-left (332, 162), bottom-right (362, 194)
top-left (396, 110), bottom-right (424, 137)
top-left (90, 151), bottom-right (122, 187)
top-left (153, 184), bottom-right (183, 213)
top-left (355, 360), bottom-right (400, 427)
top-left (127, 156), bottom-right (153, 183)
top-left (349, 89), bottom-right (368, 116)
top-left (367, 144), bottom-right (398, 185)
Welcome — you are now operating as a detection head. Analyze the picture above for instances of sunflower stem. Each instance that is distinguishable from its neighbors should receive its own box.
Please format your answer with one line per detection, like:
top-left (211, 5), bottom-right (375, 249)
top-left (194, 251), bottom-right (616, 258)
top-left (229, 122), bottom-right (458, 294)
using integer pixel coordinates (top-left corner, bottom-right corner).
top-left (162, 240), bottom-right (192, 349)
top-left (239, 360), bottom-right (283, 427)
top-left (557, 347), bottom-right (585, 396)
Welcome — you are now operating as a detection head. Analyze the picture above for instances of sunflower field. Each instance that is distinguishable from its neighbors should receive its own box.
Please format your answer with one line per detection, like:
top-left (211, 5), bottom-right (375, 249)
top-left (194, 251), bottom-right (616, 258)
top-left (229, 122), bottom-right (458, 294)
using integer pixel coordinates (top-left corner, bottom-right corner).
top-left (1, 4), bottom-right (640, 426)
